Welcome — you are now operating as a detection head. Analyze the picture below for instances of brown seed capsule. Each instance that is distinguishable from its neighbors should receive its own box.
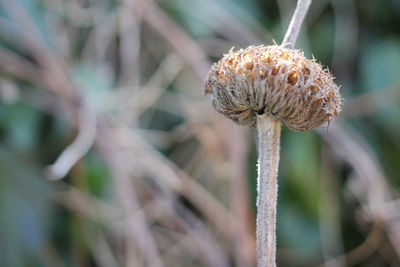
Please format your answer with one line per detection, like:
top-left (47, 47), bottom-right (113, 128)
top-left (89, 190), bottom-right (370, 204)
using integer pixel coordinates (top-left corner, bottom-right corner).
top-left (204, 45), bottom-right (342, 131)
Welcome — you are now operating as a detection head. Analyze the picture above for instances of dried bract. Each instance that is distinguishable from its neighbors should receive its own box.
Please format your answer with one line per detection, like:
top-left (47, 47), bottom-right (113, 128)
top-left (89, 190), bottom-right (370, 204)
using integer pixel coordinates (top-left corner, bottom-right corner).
top-left (204, 45), bottom-right (342, 131)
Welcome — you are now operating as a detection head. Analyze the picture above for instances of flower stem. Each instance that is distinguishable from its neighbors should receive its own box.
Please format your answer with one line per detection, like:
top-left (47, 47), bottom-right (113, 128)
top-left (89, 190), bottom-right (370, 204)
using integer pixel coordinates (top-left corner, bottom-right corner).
top-left (282, 0), bottom-right (312, 48)
top-left (255, 1), bottom-right (312, 266)
top-left (256, 116), bottom-right (281, 267)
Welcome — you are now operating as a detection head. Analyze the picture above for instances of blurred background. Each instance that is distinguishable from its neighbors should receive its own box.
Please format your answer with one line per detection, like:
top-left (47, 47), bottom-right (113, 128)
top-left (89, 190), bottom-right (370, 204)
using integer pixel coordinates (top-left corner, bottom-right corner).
top-left (1, 0), bottom-right (400, 266)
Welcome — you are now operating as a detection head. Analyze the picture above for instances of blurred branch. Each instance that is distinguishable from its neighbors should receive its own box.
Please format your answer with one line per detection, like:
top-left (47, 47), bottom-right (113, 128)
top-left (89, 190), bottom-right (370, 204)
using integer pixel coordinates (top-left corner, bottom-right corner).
top-left (345, 221), bottom-right (385, 265)
top-left (344, 86), bottom-right (400, 118)
top-left (95, 116), bottom-right (235, 265)
top-left (0, 48), bottom-right (43, 84)
top-left (112, 124), bottom-right (237, 239)
top-left (2, 0), bottom-right (77, 100)
top-left (117, 5), bottom-right (142, 85)
top-left (100, 136), bottom-right (165, 267)
top-left (143, 3), bottom-right (210, 80)
top-left (318, 122), bottom-right (400, 259)
top-left (114, 53), bottom-right (183, 123)
top-left (150, 197), bottom-right (230, 267)
top-left (3, 0), bottom-right (102, 183)
top-left (319, 122), bottom-right (390, 219)
top-left (85, 229), bottom-right (121, 267)
top-left (187, 0), bottom-right (269, 46)
top-left (51, 181), bottom-right (123, 221)
top-left (47, 102), bottom-right (97, 180)
top-left (320, 221), bottom-right (384, 267)
top-left (173, 201), bottom-right (230, 267)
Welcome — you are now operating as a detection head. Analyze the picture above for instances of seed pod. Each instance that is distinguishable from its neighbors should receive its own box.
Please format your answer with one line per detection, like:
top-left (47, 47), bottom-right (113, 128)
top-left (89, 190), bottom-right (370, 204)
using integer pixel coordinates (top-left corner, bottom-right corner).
top-left (204, 45), bottom-right (342, 131)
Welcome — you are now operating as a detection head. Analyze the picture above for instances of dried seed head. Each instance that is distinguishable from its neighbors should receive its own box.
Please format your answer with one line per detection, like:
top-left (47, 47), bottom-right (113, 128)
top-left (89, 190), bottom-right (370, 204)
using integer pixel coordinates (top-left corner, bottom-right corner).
top-left (204, 45), bottom-right (342, 131)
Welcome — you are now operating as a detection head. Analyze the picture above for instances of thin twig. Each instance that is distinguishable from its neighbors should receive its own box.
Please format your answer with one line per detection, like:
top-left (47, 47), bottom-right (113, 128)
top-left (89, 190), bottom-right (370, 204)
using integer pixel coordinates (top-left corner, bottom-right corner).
top-left (2, 0), bottom-right (76, 100)
top-left (85, 229), bottom-right (121, 267)
top-left (256, 116), bottom-right (281, 267)
top-left (117, 126), bottom-right (237, 238)
top-left (317, 123), bottom-right (400, 258)
top-left (51, 181), bottom-right (123, 221)
top-left (282, 0), bottom-right (312, 48)
top-left (344, 86), bottom-right (400, 118)
top-left (0, 48), bottom-right (43, 84)
top-left (47, 102), bottom-right (97, 180)
top-left (150, 197), bottom-right (230, 267)
top-left (3, 0), bottom-right (97, 182)
top-left (319, 220), bottom-right (384, 267)
top-left (99, 130), bottom-right (165, 267)
top-left (188, 0), bottom-right (270, 45)
top-left (173, 201), bottom-right (230, 267)
top-left (143, 3), bottom-right (210, 80)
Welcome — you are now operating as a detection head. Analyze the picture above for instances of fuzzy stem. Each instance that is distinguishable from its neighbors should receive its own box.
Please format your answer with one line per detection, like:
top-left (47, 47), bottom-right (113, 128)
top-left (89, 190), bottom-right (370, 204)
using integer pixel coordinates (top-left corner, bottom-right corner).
top-left (282, 0), bottom-right (312, 48)
top-left (256, 116), bottom-right (281, 267)
top-left (255, 1), bottom-right (312, 266)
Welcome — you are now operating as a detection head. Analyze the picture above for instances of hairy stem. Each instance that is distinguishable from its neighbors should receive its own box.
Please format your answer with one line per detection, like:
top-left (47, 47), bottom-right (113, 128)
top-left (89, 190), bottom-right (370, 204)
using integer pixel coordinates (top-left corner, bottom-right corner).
top-left (256, 116), bottom-right (281, 267)
top-left (282, 0), bottom-right (312, 48)
top-left (255, 1), bottom-right (312, 266)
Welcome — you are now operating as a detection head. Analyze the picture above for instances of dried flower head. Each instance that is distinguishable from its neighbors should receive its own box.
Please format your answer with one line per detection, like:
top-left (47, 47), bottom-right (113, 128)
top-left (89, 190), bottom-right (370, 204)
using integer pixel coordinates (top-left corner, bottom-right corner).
top-left (204, 45), bottom-right (342, 131)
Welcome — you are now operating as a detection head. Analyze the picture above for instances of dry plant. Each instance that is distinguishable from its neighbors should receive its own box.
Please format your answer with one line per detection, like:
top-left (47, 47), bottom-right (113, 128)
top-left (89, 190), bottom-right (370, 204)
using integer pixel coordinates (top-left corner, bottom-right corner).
top-left (204, 0), bottom-right (342, 266)
top-left (1, 0), bottom-right (400, 267)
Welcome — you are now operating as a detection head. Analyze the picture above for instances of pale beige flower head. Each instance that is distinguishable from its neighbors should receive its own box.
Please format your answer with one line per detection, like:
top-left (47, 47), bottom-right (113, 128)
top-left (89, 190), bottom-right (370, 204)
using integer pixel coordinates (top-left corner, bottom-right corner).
top-left (204, 45), bottom-right (342, 131)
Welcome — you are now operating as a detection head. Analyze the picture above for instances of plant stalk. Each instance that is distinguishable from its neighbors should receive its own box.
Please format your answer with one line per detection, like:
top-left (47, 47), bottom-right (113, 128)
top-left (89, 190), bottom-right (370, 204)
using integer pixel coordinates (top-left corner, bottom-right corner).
top-left (282, 0), bottom-right (312, 48)
top-left (256, 1), bottom-right (312, 266)
top-left (256, 116), bottom-right (281, 267)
